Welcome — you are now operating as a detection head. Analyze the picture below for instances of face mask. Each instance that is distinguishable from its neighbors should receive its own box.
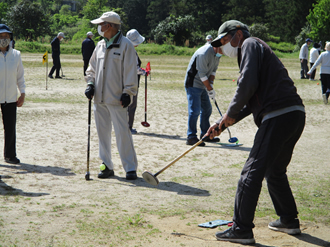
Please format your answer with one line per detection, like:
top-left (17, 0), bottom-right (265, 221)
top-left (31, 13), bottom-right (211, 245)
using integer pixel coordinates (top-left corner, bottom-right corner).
top-left (215, 53), bottom-right (222, 58)
top-left (222, 34), bottom-right (239, 58)
top-left (98, 25), bottom-right (105, 37)
top-left (0, 38), bottom-right (11, 48)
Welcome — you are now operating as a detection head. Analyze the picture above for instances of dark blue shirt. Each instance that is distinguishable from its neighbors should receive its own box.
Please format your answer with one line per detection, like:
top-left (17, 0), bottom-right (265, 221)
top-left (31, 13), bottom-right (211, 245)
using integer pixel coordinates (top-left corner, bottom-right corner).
top-left (82, 37), bottom-right (95, 61)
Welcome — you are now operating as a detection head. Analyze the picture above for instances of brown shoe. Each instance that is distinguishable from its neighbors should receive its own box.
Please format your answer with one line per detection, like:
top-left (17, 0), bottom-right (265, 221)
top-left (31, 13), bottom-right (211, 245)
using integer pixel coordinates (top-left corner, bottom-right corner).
top-left (186, 137), bottom-right (205, 146)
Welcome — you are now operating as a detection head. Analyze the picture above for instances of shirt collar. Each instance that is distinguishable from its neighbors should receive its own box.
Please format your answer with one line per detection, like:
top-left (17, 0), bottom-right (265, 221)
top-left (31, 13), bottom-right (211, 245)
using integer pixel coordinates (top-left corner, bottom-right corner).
top-left (104, 31), bottom-right (120, 48)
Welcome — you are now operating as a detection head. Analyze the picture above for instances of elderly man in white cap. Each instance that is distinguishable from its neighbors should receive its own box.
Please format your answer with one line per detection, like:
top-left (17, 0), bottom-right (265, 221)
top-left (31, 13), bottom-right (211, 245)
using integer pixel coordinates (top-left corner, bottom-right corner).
top-left (126, 29), bottom-right (146, 134)
top-left (81, 31), bottom-right (95, 76)
top-left (84, 11), bottom-right (138, 180)
top-left (48, 32), bottom-right (65, 79)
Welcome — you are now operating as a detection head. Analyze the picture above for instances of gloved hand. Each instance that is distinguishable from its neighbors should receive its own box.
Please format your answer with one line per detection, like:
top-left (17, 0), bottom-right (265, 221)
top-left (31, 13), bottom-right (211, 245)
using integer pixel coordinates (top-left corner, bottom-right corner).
top-left (120, 93), bottom-right (131, 108)
top-left (208, 89), bottom-right (216, 102)
top-left (85, 84), bottom-right (94, 100)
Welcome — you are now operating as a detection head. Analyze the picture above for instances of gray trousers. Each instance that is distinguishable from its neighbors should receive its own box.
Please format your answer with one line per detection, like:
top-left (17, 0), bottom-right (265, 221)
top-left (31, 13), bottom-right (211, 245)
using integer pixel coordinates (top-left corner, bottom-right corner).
top-left (232, 110), bottom-right (305, 231)
top-left (300, 59), bottom-right (309, 79)
top-left (128, 91), bottom-right (138, 130)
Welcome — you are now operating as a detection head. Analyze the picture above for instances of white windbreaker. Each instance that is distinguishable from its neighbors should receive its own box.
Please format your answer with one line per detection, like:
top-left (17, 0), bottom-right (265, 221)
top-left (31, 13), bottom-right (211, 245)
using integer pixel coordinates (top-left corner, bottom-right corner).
top-left (0, 47), bottom-right (25, 104)
top-left (85, 32), bottom-right (138, 105)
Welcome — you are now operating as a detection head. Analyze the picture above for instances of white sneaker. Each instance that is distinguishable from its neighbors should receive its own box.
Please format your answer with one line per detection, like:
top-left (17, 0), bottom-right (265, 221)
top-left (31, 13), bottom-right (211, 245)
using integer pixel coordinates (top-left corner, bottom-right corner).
top-left (323, 94), bottom-right (328, 104)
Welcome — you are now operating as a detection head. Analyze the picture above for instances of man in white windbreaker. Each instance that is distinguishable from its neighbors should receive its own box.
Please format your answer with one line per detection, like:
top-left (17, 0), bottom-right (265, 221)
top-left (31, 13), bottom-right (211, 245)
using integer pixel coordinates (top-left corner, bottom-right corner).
top-left (84, 11), bottom-right (138, 180)
top-left (299, 38), bottom-right (312, 79)
top-left (309, 42), bottom-right (320, 81)
top-left (0, 24), bottom-right (26, 165)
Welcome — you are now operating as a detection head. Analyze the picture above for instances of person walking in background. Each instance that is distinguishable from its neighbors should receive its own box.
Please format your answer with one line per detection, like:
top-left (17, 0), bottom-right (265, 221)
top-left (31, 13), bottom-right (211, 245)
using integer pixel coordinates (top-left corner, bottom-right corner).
top-left (299, 38), bottom-right (312, 79)
top-left (184, 42), bottom-right (222, 146)
top-left (48, 32), bottom-right (65, 79)
top-left (81, 31), bottom-right (95, 76)
top-left (126, 29), bottom-right (146, 135)
top-left (84, 11), bottom-right (138, 180)
top-left (206, 35), bottom-right (212, 44)
top-left (309, 42), bottom-right (320, 81)
top-left (308, 42), bottom-right (330, 104)
top-left (0, 24), bottom-right (26, 164)
top-left (208, 20), bottom-right (305, 244)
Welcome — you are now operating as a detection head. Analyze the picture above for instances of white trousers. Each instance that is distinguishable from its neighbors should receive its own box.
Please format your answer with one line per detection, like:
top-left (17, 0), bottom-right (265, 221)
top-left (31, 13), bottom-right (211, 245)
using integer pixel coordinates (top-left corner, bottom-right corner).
top-left (93, 103), bottom-right (138, 172)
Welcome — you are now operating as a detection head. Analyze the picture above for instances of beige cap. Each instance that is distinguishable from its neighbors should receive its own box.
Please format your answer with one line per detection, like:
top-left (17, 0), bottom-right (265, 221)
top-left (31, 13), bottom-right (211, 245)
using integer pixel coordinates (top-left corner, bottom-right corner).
top-left (91, 11), bottom-right (121, 25)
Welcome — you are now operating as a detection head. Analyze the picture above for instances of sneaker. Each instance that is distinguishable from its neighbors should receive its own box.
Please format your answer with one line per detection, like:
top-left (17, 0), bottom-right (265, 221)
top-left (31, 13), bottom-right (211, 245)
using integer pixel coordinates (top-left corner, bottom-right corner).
top-left (201, 135), bottom-right (220, 143)
top-left (97, 163), bottom-right (114, 179)
top-left (186, 137), bottom-right (205, 146)
top-left (55, 76), bottom-right (62, 79)
top-left (268, 218), bottom-right (301, 235)
top-left (130, 128), bottom-right (137, 134)
top-left (4, 157), bottom-right (20, 164)
top-left (126, 171), bottom-right (137, 180)
top-left (322, 94), bottom-right (328, 104)
top-left (48, 75), bottom-right (54, 79)
top-left (215, 228), bottom-right (255, 245)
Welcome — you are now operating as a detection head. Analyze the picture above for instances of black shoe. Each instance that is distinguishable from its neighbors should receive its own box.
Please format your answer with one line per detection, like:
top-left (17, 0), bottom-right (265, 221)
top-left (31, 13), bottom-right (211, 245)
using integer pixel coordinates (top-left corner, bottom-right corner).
top-left (55, 76), bottom-right (62, 79)
top-left (48, 75), bottom-right (54, 79)
top-left (4, 157), bottom-right (20, 164)
top-left (126, 171), bottom-right (137, 180)
top-left (186, 137), bottom-right (205, 146)
top-left (201, 135), bottom-right (220, 143)
top-left (97, 163), bottom-right (114, 179)
top-left (268, 218), bottom-right (301, 235)
top-left (215, 227), bottom-right (255, 245)
top-left (300, 77), bottom-right (307, 79)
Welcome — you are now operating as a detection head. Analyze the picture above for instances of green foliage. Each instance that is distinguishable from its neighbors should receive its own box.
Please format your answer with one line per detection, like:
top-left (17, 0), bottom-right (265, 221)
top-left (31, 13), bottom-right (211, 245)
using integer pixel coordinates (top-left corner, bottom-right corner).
top-left (0, 2), bottom-right (9, 23)
top-left (307, 0), bottom-right (330, 43)
top-left (152, 15), bottom-right (195, 46)
top-left (267, 41), bottom-right (296, 53)
top-left (82, 0), bottom-right (107, 21)
top-left (6, 0), bottom-right (51, 40)
top-left (249, 23), bottom-right (269, 41)
top-left (294, 24), bottom-right (311, 52)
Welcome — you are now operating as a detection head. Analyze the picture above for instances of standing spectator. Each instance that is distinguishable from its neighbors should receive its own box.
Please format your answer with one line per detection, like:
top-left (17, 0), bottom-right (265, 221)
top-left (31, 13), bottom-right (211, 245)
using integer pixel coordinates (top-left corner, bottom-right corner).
top-left (126, 29), bottom-right (146, 135)
top-left (0, 24), bottom-right (26, 164)
top-left (309, 42), bottom-right (320, 81)
top-left (208, 20), bottom-right (305, 244)
top-left (184, 43), bottom-right (222, 146)
top-left (206, 35), bottom-right (212, 44)
top-left (308, 42), bottom-right (330, 104)
top-left (48, 32), bottom-right (65, 79)
top-left (84, 11), bottom-right (138, 180)
top-left (81, 31), bottom-right (95, 76)
top-left (299, 38), bottom-right (312, 79)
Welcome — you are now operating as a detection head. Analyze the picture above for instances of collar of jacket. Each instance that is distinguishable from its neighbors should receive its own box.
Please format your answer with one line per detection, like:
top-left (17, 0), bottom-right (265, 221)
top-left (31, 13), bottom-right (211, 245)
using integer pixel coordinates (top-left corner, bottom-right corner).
top-left (107, 31), bottom-right (122, 50)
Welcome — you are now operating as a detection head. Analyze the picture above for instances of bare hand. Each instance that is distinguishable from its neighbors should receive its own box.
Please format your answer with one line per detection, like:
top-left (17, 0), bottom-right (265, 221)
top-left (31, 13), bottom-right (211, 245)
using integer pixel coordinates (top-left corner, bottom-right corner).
top-left (17, 93), bottom-right (25, 107)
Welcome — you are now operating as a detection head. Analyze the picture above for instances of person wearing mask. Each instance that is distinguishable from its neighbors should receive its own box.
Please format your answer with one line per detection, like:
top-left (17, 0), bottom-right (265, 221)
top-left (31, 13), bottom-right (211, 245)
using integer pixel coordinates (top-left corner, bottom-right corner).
top-left (84, 11), bottom-right (138, 180)
top-left (309, 42), bottom-right (320, 81)
top-left (184, 43), bottom-right (222, 146)
top-left (0, 24), bottom-right (26, 164)
top-left (126, 29), bottom-right (146, 134)
top-left (48, 32), bottom-right (65, 79)
top-left (207, 20), bottom-right (305, 244)
top-left (299, 38), bottom-right (312, 79)
top-left (81, 31), bottom-right (95, 76)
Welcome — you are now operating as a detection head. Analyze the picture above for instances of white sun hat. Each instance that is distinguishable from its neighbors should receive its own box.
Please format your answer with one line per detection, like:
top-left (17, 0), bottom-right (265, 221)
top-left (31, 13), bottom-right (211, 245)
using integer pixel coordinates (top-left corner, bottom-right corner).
top-left (126, 29), bottom-right (145, 46)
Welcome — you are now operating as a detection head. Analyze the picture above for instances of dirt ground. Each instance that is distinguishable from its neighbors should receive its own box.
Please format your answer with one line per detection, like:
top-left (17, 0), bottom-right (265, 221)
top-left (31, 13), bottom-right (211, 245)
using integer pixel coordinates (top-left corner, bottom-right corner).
top-left (0, 54), bottom-right (329, 246)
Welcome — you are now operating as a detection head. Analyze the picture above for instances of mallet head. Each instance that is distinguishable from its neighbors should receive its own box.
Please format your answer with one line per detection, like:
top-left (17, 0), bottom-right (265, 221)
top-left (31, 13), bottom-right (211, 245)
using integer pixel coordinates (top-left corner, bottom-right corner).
top-left (85, 172), bottom-right (91, 181)
top-left (142, 171), bottom-right (159, 186)
top-left (141, 121), bottom-right (150, 127)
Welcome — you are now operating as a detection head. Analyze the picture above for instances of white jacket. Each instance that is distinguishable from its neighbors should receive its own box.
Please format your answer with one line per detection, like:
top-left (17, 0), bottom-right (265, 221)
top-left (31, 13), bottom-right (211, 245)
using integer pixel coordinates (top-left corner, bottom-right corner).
top-left (309, 47), bottom-right (319, 63)
top-left (308, 50), bottom-right (330, 75)
top-left (299, 43), bottom-right (309, 60)
top-left (0, 47), bottom-right (25, 104)
top-left (85, 32), bottom-right (138, 105)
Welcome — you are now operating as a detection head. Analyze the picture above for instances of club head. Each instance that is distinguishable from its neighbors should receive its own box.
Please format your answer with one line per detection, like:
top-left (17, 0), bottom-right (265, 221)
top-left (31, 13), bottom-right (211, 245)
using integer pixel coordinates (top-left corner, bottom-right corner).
top-left (85, 172), bottom-right (91, 181)
top-left (142, 171), bottom-right (159, 186)
top-left (141, 122), bottom-right (150, 127)
top-left (228, 137), bottom-right (238, 143)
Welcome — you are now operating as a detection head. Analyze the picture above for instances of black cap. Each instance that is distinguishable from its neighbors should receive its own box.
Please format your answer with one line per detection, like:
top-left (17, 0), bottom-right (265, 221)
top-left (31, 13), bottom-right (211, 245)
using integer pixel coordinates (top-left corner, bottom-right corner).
top-left (211, 20), bottom-right (249, 47)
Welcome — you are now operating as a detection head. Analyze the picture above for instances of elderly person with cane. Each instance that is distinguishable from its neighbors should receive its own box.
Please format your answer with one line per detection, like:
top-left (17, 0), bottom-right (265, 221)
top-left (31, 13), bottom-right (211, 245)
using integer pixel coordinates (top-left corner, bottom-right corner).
top-left (0, 24), bottom-right (26, 164)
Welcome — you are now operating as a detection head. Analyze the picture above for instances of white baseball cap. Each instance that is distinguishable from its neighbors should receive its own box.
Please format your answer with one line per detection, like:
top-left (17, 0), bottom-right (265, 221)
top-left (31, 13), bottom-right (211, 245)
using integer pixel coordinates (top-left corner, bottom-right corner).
top-left (91, 11), bottom-right (121, 25)
top-left (206, 35), bottom-right (212, 40)
top-left (126, 29), bottom-right (145, 46)
top-left (86, 31), bottom-right (93, 36)
top-left (58, 32), bottom-right (65, 38)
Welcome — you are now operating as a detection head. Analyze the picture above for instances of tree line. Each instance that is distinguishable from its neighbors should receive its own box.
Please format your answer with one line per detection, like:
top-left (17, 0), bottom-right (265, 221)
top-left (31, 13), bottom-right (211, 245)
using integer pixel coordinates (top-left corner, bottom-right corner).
top-left (0, 0), bottom-right (329, 48)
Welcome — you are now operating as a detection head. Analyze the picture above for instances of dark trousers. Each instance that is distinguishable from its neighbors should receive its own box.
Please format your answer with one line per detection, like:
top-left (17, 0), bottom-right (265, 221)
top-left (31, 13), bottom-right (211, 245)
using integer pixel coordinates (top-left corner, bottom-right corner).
top-left (300, 59), bottom-right (309, 79)
top-left (232, 110), bottom-right (305, 231)
top-left (128, 91), bottom-right (138, 129)
top-left (83, 59), bottom-right (89, 76)
top-left (49, 54), bottom-right (61, 77)
top-left (320, 74), bottom-right (330, 95)
top-left (310, 62), bottom-right (316, 79)
top-left (1, 102), bottom-right (17, 158)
